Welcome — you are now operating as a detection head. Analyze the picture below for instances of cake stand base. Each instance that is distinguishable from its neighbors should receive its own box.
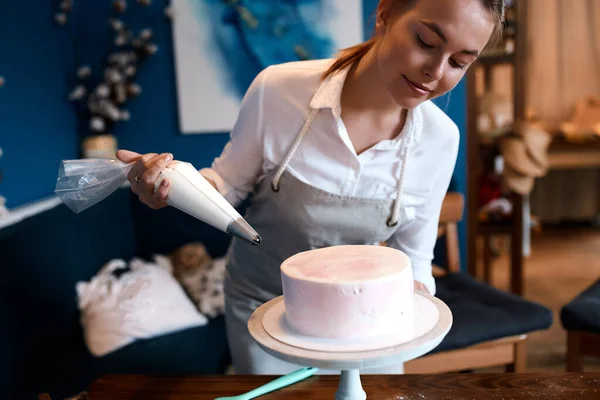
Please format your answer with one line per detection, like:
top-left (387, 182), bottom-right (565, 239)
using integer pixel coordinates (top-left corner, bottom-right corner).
top-left (336, 370), bottom-right (365, 400)
top-left (248, 293), bottom-right (453, 399)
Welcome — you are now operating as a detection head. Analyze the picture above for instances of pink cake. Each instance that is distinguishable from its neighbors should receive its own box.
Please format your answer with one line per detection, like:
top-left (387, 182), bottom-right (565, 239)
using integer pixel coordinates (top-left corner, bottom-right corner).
top-left (281, 245), bottom-right (414, 339)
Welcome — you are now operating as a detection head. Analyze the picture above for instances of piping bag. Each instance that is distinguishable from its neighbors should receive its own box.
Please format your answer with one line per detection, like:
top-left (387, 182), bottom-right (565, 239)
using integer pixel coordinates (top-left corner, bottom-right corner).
top-left (54, 158), bottom-right (261, 246)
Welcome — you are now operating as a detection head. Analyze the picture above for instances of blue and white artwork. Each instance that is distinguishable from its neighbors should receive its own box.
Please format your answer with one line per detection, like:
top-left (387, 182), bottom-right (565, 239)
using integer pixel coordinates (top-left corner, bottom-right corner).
top-left (171, 0), bottom-right (363, 134)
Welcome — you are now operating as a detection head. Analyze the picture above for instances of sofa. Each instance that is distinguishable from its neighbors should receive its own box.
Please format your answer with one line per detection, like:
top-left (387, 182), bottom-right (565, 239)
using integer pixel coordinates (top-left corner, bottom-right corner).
top-left (0, 187), bottom-right (236, 400)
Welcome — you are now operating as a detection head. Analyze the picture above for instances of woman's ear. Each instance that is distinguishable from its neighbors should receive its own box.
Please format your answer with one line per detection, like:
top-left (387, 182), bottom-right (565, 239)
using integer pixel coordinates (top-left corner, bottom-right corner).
top-left (375, 0), bottom-right (394, 34)
top-left (375, 0), bottom-right (413, 34)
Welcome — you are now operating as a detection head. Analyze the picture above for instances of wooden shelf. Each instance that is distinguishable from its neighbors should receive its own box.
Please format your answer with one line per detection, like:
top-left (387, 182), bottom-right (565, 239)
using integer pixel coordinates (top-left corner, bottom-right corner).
top-left (477, 131), bottom-right (600, 152)
top-left (549, 135), bottom-right (600, 150)
top-left (467, 0), bottom-right (526, 296)
top-left (478, 220), bottom-right (514, 235)
top-left (477, 52), bottom-right (516, 67)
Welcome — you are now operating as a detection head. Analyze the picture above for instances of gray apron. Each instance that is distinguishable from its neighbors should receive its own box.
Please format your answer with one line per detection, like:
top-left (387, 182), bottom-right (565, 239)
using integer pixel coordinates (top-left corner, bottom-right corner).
top-left (224, 107), bottom-right (416, 375)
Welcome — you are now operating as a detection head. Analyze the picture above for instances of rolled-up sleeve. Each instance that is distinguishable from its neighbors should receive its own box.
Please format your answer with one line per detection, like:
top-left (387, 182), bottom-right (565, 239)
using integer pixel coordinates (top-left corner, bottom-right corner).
top-left (386, 128), bottom-right (460, 296)
top-left (200, 68), bottom-right (269, 207)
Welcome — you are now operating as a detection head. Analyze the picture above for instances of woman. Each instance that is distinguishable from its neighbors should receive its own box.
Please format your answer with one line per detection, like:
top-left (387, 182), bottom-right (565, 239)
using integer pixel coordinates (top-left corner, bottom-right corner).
top-left (118, 0), bottom-right (505, 375)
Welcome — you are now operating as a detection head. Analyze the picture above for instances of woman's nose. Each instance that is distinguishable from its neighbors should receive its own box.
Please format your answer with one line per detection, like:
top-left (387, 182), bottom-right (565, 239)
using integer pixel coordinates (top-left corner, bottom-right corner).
top-left (422, 58), bottom-right (445, 81)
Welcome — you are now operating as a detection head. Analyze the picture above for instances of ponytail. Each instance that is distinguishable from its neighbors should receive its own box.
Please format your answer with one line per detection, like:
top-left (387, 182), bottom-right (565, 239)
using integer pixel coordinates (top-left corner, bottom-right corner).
top-left (322, 37), bottom-right (377, 80)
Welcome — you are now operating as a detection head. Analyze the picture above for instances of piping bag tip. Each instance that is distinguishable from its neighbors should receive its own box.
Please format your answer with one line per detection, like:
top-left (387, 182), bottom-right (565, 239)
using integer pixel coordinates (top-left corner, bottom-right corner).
top-left (227, 217), bottom-right (262, 246)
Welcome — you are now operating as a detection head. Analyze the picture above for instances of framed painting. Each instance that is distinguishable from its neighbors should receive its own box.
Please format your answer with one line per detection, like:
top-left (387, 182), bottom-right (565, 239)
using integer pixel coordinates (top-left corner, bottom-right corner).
top-left (171, 0), bottom-right (364, 134)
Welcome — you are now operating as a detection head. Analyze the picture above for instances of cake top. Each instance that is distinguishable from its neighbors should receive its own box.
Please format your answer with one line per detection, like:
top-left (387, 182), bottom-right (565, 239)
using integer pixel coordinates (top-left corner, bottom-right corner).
top-left (281, 245), bottom-right (410, 283)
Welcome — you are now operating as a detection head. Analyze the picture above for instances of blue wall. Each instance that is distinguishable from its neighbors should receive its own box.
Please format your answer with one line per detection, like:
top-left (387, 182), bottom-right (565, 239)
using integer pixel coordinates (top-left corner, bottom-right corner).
top-left (0, 1), bottom-right (79, 208)
top-left (0, 0), bottom-right (231, 209)
top-left (434, 83), bottom-right (468, 271)
top-left (0, 0), bottom-right (466, 268)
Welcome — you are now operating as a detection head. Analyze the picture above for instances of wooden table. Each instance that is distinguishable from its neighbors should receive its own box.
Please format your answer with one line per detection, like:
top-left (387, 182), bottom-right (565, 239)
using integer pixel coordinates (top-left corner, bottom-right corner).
top-left (87, 373), bottom-right (600, 399)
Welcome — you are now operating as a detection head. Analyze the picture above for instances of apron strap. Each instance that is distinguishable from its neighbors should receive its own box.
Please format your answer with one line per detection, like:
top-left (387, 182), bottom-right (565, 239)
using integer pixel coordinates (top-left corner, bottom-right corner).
top-left (387, 139), bottom-right (410, 227)
top-left (271, 108), bottom-right (320, 192)
top-left (270, 106), bottom-right (413, 229)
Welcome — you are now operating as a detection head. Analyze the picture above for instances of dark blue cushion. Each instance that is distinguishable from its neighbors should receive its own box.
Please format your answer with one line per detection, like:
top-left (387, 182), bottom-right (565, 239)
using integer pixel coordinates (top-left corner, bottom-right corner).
top-left (25, 317), bottom-right (231, 400)
top-left (560, 279), bottom-right (600, 334)
top-left (431, 273), bottom-right (553, 353)
top-left (0, 188), bottom-right (136, 399)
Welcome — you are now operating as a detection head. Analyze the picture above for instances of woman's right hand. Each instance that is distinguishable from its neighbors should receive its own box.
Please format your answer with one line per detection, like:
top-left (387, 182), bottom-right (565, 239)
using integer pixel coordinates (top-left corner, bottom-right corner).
top-left (116, 149), bottom-right (173, 210)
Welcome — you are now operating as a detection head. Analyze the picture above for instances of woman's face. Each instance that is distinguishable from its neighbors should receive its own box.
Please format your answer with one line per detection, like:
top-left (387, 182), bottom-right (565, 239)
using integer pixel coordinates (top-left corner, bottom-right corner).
top-left (375, 0), bottom-right (495, 108)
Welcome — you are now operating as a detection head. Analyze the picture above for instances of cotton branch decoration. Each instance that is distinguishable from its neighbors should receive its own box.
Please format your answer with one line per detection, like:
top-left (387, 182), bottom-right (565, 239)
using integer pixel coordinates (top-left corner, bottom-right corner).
top-left (53, 0), bottom-right (173, 155)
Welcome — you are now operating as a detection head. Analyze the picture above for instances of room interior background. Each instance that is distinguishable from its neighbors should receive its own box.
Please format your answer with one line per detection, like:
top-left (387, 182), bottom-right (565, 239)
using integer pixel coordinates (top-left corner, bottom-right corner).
top-left (0, 0), bottom-right (468, 266)
top-left (481, 0), bottom-right (600, 223)
top-left (525, 0), bottom-right (600, 223)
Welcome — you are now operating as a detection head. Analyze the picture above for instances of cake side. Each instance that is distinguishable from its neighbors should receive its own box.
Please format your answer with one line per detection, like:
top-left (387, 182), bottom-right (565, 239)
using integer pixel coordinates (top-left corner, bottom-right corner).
top-left (281, 245), bottom-right (414, 339)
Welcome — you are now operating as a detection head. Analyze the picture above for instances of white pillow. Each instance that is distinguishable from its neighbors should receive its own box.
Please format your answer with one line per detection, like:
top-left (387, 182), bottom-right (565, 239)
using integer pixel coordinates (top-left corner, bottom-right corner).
top-left (76, 254), bottom-right (208, 357)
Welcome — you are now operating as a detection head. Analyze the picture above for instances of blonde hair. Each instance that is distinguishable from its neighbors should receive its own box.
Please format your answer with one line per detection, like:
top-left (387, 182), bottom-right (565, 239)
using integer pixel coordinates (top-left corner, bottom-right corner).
top-left (322, 0), bottom-right (505, 79)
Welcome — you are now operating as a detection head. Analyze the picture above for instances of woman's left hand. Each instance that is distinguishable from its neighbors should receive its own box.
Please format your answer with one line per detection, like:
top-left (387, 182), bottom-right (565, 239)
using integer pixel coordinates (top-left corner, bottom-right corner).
top-left (414, 281), bottom-right (430, 294)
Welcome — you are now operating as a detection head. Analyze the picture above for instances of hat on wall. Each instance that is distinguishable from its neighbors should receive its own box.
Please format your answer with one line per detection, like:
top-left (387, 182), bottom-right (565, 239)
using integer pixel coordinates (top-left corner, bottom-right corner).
top-left (520, 121), bottom-right (553, 170)
top-left (503, 163), bottom-right (535, 195)
top-left (499, 135), bottom-right (545, 177)
top-left (499, 121), bottom-right (553, 195)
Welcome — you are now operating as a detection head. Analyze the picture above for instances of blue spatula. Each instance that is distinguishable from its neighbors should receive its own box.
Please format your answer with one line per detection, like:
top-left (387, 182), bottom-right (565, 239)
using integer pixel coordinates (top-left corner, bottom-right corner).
top-left (214, 367), bottom-right (318, 400)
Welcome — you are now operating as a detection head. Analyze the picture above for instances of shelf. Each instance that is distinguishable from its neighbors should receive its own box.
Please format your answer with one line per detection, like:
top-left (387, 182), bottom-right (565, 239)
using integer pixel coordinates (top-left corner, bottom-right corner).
top-left (549, 135), bottom-right (600, 150)
top-left (466, 1), bottom-right (527, 296)
top-left (476, 52), bottom-right (515, 67)
top-left (476, 134), bottom-right (503, 149)
top-left (476, 131), bottom-right (600, 151)
top-left (478, 220), bottom-right (514, 235)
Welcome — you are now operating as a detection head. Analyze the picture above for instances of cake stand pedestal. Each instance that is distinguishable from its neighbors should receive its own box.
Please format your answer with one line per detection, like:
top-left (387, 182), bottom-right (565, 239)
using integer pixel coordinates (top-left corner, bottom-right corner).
top-left (248, 293), bottom-right (452, 400)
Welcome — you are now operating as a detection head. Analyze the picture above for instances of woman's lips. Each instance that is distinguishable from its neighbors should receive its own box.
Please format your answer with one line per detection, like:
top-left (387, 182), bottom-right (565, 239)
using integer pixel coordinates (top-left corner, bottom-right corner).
top-left (402, 75), bottom-right (432, 95)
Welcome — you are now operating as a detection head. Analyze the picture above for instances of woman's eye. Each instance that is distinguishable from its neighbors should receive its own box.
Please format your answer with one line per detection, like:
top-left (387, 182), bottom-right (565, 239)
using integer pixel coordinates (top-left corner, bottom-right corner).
top-left (450, 59), bottom-right (466, 70)
top-left (416, 35), bottom-right (434, 49)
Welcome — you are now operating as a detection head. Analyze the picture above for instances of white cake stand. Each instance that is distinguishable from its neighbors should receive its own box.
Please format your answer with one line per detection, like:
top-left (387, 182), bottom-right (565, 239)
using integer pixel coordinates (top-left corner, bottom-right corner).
top-left (248, 292), bottom-right (452, 400)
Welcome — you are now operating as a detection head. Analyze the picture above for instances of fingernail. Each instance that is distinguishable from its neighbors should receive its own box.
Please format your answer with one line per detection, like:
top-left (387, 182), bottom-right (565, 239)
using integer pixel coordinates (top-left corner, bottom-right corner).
top-left (162, 180), bottom-right (168, 187)
top-left (164, 153), bottom-right (172, 163)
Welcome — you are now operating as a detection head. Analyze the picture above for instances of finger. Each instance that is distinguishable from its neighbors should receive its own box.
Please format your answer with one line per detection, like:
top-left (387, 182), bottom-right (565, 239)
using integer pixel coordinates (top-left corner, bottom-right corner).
top-left (139, 152), bottom-right (173, 192)
top-left (127, 153), bottom-right (157, 186)
top-left (136, 153), bottom-right (166, 198)
top-left (135, 153), bottom-right (165, 191)
top-left (155, 179), bottom-right (170, 202)
top-left (415, 282), bottom-right (430, 294)
top-left (147, 196), bottom-right (167, 210)
top-left (116, 149), bottom-right (142, 164)
top-left (127, 164), bottom-right (142, 188)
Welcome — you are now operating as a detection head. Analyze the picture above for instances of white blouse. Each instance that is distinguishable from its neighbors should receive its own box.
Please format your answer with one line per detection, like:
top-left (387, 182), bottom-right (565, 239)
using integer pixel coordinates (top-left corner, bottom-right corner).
top-left (200, 59), bottom-right (460, 295)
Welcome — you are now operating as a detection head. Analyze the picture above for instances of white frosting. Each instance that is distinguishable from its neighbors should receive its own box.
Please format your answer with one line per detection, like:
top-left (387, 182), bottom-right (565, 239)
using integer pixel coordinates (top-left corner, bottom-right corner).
top-left (281, 245), bottom-right (414, 339)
